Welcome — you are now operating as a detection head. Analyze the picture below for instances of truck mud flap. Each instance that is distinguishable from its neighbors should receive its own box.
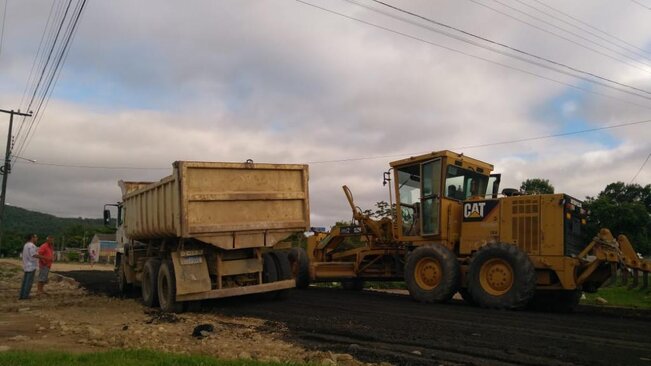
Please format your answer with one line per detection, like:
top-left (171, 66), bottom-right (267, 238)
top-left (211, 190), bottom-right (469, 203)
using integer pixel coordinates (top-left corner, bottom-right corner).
top-left (171, 251), bottom-right (212, 296)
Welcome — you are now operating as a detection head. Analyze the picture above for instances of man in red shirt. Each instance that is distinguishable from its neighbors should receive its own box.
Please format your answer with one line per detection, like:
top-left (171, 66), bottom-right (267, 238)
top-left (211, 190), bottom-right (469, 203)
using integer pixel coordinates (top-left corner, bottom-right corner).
top-left (36, 236), bottom-right (55, 296)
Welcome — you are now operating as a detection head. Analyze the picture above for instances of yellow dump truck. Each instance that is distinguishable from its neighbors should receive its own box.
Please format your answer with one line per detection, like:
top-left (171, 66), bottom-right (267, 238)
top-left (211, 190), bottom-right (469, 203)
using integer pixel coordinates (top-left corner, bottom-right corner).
top-left (104, 161), bottom-right (310, 312)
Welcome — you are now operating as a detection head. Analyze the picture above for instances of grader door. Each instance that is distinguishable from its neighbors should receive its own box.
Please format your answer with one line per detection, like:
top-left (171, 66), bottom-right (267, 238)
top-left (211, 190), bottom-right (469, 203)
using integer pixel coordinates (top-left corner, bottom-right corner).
top-left (394, 158), bottom-right (443, 238)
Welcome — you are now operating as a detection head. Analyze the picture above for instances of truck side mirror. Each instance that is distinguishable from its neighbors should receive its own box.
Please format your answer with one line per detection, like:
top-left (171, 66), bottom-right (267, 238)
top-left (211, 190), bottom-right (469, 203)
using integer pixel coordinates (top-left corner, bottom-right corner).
top-left (103, 209), bottom-right (111, 226)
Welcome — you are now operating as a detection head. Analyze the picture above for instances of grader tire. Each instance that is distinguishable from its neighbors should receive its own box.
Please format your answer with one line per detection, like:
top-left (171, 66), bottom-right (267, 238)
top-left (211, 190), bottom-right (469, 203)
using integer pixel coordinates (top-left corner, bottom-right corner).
top-left (141, 258), bottom-right (161, 307)
top-left (158, 259), bottom-right (184, 313)
top-left (270, 251), bottom-right (292, 300)
top-left (468, 243), bottom-right (536, 310)
top-left (405, 245), bottom-right (460, 303)
top-left (288, 247), bottom-right (310, 289)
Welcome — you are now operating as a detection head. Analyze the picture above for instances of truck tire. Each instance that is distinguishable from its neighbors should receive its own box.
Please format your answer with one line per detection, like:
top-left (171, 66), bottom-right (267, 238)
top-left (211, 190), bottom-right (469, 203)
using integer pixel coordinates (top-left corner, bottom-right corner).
top-left (262, 252), bottom-right (279, 283)
top-left (288, 247), bottom-right (310, 289)
top-left (270, 251), bottom-right (292, 300)
top-left (405, 245), bottom-right (460, 303)
top-left (157, 259), bottom-right (183, 313)
top-left (468, 243), bottom-right (536, 310)
top-left (529, 289), bottom-right (582, 313)
top-left (117, 255), bottom-right (133, 296)
top-left (341, 279), bottom-right (364, 290)
top-left (141, 258), bottom-right (161, 307)
top-left (261, 252), bottom-right (279, 301)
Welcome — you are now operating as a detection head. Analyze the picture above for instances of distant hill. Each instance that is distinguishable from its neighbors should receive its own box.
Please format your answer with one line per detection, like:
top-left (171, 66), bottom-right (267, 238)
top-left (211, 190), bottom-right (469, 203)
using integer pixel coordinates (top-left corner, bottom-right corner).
top-left (0, 205), bottom-right (115, 256)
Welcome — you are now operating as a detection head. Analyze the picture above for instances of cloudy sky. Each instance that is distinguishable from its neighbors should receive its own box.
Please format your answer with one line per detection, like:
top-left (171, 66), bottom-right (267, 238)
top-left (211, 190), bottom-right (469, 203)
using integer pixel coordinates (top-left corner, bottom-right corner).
top-left (0, 0), bottom-right (649, 226)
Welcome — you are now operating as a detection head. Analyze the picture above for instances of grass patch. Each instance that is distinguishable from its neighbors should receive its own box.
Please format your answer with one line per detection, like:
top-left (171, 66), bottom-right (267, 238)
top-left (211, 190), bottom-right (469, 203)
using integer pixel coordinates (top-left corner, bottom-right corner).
top-left (582, 285), bottom-right (651, 309)
top-left (0, 349), bottom-right (303, 366)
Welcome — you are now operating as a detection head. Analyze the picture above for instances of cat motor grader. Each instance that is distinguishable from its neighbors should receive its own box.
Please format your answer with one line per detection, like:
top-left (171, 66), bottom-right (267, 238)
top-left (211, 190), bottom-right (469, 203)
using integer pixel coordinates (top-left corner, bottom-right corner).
top-left (297, 150), bottom-right (650, 310)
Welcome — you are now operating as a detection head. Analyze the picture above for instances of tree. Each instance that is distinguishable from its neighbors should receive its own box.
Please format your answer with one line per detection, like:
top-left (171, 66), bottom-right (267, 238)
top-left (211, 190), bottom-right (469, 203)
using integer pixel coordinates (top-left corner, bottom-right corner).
top-left (520, 178), bottom-right (555, 194)
top-left (584, 182), bottom-right (651, 256)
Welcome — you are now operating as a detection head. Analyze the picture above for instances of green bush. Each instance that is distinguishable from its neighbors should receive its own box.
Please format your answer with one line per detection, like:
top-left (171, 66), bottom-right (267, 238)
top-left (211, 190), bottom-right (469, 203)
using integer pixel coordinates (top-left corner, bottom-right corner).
top-left (66, 252), bottom-right (80, 262)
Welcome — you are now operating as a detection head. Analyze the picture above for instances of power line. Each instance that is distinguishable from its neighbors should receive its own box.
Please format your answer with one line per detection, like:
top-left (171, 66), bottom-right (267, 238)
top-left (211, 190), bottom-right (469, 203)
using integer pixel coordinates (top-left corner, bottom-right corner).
top-left (630, 0), bottom-right (651, 10)
top-left (525, 0), bottom-right (651, 62)
top-left (466, 0), bottom-right (651, 75)
top-left (18, 0), bottom-right (59, 111)
top-left (15, 0), bottom-right (87, 159)
top-left (346, 0), bottom-right (651, 100)
top-left (630, 153), bottom-right (651, 183)
top-left (14, 0), bottom-right (87, 160)
top-left (485, 0), bottom-right (651, 71)
top-left (307, 118), bottom-right (651, 164)
top-left (294, 0), bottom-right (651, 110)
top-left (13, 0), bottom-right (73, 152)
top-left (12, 118), bottom-right (651, 168)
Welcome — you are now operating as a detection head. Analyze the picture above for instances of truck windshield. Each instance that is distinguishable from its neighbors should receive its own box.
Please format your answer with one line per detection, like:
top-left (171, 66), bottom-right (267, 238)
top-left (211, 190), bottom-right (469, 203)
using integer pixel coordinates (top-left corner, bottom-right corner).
top-left (444, 165), bottom-right (489, 200)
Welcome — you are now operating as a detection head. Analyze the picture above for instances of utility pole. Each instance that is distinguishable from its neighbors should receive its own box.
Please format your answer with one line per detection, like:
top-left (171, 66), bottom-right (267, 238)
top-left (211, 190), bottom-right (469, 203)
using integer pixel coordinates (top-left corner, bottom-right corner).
top-left (0, 108), bottom-right (33, 256)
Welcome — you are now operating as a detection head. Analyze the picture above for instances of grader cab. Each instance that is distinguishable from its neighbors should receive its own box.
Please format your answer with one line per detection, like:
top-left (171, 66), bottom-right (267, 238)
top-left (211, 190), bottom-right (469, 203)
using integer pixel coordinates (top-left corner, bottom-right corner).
top-left (304, 150), bottom-right (650, 311)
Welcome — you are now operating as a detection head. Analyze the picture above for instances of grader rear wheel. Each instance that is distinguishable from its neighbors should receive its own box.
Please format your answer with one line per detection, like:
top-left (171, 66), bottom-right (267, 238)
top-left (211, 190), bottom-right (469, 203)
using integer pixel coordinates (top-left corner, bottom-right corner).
top-left (405, 245), bottom-right (460, 303)
top-left (468, 243), bottom-right (536, 310)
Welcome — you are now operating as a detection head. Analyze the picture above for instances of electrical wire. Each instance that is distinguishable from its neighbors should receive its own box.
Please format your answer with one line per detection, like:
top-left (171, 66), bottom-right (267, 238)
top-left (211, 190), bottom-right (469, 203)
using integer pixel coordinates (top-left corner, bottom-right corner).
top-left (294, 0), bottom-right (651, 110)
top-left (486, 0), bottom-right (651, 71)
top-left (12, 118), bottom-right (651, 168)
top-left (519, 0), bottom-right (651, 63)
top-left (15, 0), bottom-right (87, 158)
top-left (13, 0), bottom-right (87, 160)
top-left (343, 0), bottom-right (651, 100)
top-left (629, 153), bottom-right (651, 183)
top-left (365, 0), bottom-right (651, 96)
top-left (630, 0), bottom-right (651, 10)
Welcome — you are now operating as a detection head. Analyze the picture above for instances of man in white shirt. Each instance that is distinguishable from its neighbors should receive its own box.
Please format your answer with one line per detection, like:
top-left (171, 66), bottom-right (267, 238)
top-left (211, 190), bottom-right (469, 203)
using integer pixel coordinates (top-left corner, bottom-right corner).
top-left (19, 234), bottom-right (40, 300)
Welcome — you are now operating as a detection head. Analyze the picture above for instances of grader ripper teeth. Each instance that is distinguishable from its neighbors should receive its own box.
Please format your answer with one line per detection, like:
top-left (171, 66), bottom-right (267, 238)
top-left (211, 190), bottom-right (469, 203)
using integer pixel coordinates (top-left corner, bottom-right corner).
top-left (615, 233), bottom-right (649, 290)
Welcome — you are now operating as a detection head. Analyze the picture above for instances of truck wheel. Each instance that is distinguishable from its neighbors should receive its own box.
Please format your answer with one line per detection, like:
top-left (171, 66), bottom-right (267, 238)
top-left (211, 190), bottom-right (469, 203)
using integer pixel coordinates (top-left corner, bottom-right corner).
top-left (261, 252), bottom-right (279, 301)
top-left (405, 245), bottom-right (460, 303)
top-left (141, 258), bottom-right (161, 307)
top-left (158, 259), bottom-right (183, 313)
top-left (468, 243), bottom-right (536, 310)
top-left (117, 256), bottom-right (133, 296)
top-left (288, 247), bottom-right (310, 289)
top-left (529, 290), bottom-right (582, 313)
top-left (270, 251), bottom-right (292, 300)
top-left (341, 279), bottom-right (364, 290)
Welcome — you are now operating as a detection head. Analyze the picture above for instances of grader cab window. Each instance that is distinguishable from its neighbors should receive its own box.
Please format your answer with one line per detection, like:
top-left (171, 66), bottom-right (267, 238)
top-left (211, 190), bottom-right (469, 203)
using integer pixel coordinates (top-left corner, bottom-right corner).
top-left (445, 166), bottom-right (489, 200)
top-left (397, 159), bottom-right (442, 237)
top-left (397, 166), bottom-right (421, 236)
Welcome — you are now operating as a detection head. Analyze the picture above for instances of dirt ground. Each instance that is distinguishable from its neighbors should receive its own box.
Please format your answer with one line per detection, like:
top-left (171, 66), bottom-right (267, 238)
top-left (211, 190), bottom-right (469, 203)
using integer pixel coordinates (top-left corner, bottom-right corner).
top-left (2, 260), bottom-right (651, 366)
top-left (0, 261), bottom-right (379, 366)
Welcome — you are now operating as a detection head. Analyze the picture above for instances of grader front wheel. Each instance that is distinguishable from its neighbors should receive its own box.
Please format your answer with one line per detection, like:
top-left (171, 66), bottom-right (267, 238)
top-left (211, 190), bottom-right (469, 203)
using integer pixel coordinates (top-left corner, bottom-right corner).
top-left (405, 245), bottom-right (460, 303)
top-left (468, 243), bottom-right (536, 310)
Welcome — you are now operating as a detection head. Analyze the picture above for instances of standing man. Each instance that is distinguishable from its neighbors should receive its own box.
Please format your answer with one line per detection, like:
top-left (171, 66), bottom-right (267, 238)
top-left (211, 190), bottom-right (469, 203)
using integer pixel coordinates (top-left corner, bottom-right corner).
top-left (36, 236), bottom-right (55, 296)
top-left (19, 234), bottom-right (39, 300)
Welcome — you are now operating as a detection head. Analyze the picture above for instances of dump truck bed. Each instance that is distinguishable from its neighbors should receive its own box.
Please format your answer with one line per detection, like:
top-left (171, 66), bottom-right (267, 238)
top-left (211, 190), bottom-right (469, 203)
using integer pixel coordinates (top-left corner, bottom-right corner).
top-left (120, 161), bottom-right (310, 250)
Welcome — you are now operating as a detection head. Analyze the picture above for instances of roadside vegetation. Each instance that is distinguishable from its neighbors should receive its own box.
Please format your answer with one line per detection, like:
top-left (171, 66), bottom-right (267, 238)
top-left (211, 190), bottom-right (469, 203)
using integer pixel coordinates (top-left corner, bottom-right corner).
top-left (583, 284), bottom-right (651, 309)
top-left (0, 349), bottom-right (303, 366)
